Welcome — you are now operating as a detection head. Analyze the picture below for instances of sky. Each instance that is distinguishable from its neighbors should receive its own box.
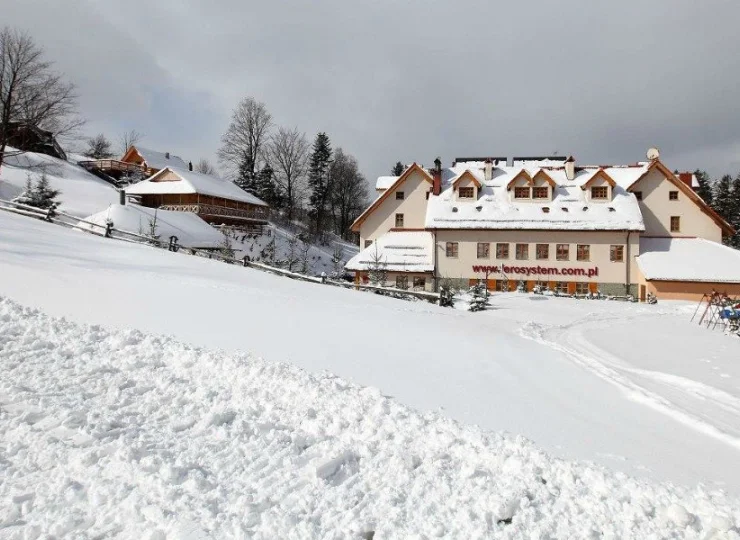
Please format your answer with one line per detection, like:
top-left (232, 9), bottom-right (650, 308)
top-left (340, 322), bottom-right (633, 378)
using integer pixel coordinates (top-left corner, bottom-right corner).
top-left (4, 0), bottom-right (740, 184)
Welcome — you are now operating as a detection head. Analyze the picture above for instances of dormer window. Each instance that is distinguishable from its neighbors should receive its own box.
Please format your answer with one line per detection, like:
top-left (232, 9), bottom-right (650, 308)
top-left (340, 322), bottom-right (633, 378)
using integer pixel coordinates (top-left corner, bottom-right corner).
top-left (532, 186), bottom-right (549, 199)
top-left (514, 187), bottom-right (531, 199)
top-left (591, 186), bottom-right (609, 199)
top-left (458, 187), bottom-right (475, 199)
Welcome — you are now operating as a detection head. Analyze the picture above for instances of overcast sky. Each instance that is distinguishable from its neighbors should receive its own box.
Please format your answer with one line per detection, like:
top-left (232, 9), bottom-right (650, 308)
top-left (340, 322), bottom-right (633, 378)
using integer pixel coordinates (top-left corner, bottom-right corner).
top-left (4, 0), bottom-right (740, 182)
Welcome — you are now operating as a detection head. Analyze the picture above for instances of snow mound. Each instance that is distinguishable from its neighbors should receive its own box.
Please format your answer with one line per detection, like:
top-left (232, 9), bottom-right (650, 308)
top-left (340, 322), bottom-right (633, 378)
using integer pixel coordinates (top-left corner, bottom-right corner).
top-left (78, 203), bottom-right (225, 248)
top-left (0, 149), bottom-right (119, 217)
top-left (1, 297), bottom-right (738, 538)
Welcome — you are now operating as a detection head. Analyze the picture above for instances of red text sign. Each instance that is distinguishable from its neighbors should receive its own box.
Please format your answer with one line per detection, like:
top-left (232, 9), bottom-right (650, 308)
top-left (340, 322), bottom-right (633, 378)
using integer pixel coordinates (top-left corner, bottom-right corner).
top-left (472, 264), bottom-right (599, 278)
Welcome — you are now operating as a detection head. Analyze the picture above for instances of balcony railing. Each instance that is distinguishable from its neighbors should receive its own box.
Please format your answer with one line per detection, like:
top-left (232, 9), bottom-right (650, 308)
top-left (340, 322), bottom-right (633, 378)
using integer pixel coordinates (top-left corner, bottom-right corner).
top-left (159, 203), bottom-right (268, 221)
top-left (78, 159), bottom-right (145, 174)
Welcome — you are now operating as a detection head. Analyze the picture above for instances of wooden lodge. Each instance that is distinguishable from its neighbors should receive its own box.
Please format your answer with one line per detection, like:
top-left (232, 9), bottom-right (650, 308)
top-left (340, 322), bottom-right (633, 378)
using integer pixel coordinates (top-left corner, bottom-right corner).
top-left (79, 145), bottom-right (187, 185)
top-left (125, 167), bottom-right (269, 231)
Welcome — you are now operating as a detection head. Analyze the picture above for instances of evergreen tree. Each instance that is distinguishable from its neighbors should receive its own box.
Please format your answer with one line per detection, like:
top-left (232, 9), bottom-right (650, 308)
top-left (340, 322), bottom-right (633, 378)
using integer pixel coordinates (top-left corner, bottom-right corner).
top-left (693, 169), bottom-right (713, 206)
top-left (255, 164), bottom-right (282, 208)
top-left (308, 132), bottom-right (333, 234)
top-left (713, 174), bottom-right (733, 222)
top-left (14, 172), bottom-right (60, 210)
top-left (391, 161), bottom-right (404, 176)
top-left (727, 174), bottom-right (740, 248)
top-left (219, 229), bottom-right (236, 260)
top-left (235, 153), bottom-right (258, 193)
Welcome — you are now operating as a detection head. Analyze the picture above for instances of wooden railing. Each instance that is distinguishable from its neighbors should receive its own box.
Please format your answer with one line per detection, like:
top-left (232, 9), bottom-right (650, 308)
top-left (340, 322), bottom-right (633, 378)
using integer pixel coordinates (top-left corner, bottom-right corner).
top-left (160, 203), bottom-right (268, 221)
top-left (78, 159), bottom-right (145, 174)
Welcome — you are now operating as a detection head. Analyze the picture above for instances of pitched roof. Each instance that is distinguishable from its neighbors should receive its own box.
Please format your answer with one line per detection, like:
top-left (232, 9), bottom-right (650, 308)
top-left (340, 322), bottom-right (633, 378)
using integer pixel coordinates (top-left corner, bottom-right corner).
top-left (452, 170), bottom-right (482, 189)
top-left (125, 167), bottom-right (268, 206)
top-left (345, 231), bottom-right (434, 272)
top-left (581, 169), bottom-right (616, 189)
top-left (637, 237), bottom-right (740, 282)
top-left (351, 163), bottom-right (433, 232)
top-left (123, 146), bottom-right (187, 171)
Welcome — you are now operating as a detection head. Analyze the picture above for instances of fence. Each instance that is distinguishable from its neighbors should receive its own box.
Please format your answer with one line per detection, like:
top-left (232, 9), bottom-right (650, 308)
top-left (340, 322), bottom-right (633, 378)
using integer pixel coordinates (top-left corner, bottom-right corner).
top-left (0, 198), bottom-right (445, 305)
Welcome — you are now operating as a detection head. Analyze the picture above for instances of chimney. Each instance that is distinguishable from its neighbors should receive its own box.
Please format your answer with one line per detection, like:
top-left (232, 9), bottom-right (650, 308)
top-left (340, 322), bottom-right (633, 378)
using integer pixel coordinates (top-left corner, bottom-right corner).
top-left (432, 157), bottom-right (442, 196)
top-left (119, 189), bottom-right (126, 206)
top-left (484, 158), bottom-right (493, 182)
top-left (678, 172), bottom-right (694, 189)
top-left (564, 155), bottom-right (575, 181)
top-left (165, 152), bottom-right (170, 159)
top-left (188, 161), bottom-right (193, 171)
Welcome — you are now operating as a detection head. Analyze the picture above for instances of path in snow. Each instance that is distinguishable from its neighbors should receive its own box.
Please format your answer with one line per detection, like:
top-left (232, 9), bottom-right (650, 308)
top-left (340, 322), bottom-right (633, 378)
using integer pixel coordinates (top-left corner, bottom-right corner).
top-left (1, 298), bottom-right (739, 539)
top-left (1, 211), bottom-right (740, 494)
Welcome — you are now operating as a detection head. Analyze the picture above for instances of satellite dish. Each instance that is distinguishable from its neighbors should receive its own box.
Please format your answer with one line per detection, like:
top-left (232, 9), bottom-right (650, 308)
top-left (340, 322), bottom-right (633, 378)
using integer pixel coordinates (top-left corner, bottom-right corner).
top-left (646, 147), bottom-right (660, 160)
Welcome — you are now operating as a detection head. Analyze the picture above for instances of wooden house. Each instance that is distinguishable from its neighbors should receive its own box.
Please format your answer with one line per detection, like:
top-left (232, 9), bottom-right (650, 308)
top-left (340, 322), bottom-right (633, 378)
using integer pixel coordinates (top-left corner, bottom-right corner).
top-left (124, 166), bottom-right (269, 230)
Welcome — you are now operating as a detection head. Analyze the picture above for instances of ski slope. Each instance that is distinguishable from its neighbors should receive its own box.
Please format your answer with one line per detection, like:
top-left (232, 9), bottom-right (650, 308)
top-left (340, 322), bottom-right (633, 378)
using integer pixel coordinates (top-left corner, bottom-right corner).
top-left (1, 211), bottom-right (740, 537)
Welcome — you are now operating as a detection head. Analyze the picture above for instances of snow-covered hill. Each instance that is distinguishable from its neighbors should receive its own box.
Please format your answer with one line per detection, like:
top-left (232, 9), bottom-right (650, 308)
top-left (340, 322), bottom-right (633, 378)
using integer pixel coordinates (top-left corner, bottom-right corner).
top-left (0, 149), bottom-right (120, 217)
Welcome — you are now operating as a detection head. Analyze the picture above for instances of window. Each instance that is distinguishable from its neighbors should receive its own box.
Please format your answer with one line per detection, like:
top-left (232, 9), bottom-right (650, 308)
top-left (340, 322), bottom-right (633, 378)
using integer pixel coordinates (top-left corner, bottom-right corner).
top-left (395, 213), bottom-right (404, 227)
top-left (555, 281), bottom-right (569, 294)
top-left (591, 186), bottom-right (609, 199)
top-left (364, 240), bottom-right (372, 248)
top-left (496, 243), bottom-right (509, 259)
top-left (669, 191), bottom-right (678, 201)
top-left (459, 187), bottom-right (475, 199)
top-left (634, 191), bottom-right (642, 201)
top-left (395, 275), bottom-right (408, 289)
top-left (515, 243), bottom-right (529, 260)
top-left (576, 244), bottom-right (590, 261)
top-left (477, 242), bottom-right (490, 259)
top-left (610, 245), bottom-right (624, 262)
top-left (514, 187), bottom-right (531, 199)
top-left (670, 216), bottom-right (681, 232)
top-left (536, 244), bottom-right (549, 260)
top-left (396, 191), bottom-right (405, 200)
top-left (426, 191), bottom-right (430, 200)
top-left (575, 283), bottom-right (589, 295)
top-left (532, 186), bottom-right (549, 199)
top-left (556, 243), bottom-right (569, 261)
top-left (446, 242), bottom-right (458, 258)
top-left (412, 277), bottom-right (426, 289)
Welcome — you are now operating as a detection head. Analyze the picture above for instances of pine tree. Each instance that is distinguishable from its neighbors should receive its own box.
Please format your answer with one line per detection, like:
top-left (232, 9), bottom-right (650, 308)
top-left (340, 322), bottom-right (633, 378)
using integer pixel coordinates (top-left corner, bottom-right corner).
top-left (308, 132), bottom-right (332, 234)
top-left (255, 164), bottom-right (282, 208)
top-left (727, 174), bottom-right (740, 248)
top-left (235, 153), bottom-right (258, 193)
top-left (693, 169), bottom-right (713, 206)
top-left (391, 161), bottom-right (404, 176)
top-left (14, 172), bottom-right (60, 210)
top-left (713, 174), bottom-right (733, 222)
top-left (219, 229), bottom-right (236, 260)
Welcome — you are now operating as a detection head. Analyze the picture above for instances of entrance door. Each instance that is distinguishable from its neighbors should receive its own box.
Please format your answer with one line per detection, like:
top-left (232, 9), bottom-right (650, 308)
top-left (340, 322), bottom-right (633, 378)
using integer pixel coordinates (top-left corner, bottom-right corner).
top-left (640, 284), bottom-right (646, 302)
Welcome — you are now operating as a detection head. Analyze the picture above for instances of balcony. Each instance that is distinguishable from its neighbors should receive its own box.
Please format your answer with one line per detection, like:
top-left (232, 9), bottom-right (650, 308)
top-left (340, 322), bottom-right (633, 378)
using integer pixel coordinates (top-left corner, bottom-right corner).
top-left (159, 203), bottom-right (268, 222)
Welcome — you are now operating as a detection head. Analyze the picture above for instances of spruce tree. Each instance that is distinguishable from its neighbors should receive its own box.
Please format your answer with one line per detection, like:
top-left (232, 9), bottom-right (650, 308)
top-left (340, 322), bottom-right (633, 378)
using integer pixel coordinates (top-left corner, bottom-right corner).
top-left (255, 164), bottom-right (282, 208)
top-left (713, 174), bottom-right (733, 222)
top-left (693, 169), bottom-right (713, 206)
top-left (235, 153), bottom-right (258, 193)
top-left (727, 173), bottom-right (740, 248)
top-left (391, 161), bottom-right (404, 176)
top-left (308, 132), bottom-right (333, 234)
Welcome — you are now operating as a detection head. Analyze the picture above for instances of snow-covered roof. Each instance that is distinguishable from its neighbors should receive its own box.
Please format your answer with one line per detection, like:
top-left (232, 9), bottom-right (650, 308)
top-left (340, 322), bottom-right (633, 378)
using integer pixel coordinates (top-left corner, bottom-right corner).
top-left (345, 231), bottom-right (434, 272)
top-left (637, 238), bottom-right (740, 283)
top-left (376, 175), bottom-right (399, 191)
top-left (424, 162), bottom-right (646, 231)
top-left (134, 146), bottom-right (187, 171)
top-left (77, 204), bottom-right (225, 248)
top-left (125, 167), bottom-right (268, 206)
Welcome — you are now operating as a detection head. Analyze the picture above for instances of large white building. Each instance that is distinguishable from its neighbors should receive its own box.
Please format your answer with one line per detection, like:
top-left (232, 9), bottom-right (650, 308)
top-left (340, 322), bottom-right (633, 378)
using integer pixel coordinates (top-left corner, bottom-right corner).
top-left (347, 152), bottom-right (740, 300)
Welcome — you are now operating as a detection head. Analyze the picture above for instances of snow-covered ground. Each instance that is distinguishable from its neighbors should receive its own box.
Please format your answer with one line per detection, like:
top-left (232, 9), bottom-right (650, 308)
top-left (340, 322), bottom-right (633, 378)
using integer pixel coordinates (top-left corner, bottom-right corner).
top-left (0, 150), bottom-right (119, 217)
top-left (1, 211), bottom-right (740, 537)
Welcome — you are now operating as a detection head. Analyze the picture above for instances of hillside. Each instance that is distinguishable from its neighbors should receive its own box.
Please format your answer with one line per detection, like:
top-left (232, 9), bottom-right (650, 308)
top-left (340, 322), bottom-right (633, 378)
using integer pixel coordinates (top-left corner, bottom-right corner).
top-left (1, 210), bottom-right (739, 537)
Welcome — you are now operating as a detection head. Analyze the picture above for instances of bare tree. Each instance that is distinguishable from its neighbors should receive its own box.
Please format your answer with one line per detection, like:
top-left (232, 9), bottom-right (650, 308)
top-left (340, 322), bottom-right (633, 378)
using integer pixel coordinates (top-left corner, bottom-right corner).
top-left (118, 129), bottom-right (143, 156)
top-left (329, 148), bottom-right (369, 239)
top-left (84, 133), bottom-right (113, 159)
top-left (0, 27), bottom-right (83, 171)
top-left (217, 96), bottom-right (272, 184)
top-left (195, 158), bottom-right (216, 176)
top-left (266, 126), bottom-right (309, 222)
top-left (367, 243), bottom-right (387, 286)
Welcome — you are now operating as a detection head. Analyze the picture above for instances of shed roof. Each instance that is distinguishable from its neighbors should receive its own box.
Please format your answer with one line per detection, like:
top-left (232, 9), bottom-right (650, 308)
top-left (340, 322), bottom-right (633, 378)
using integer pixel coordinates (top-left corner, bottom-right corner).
top-left (345, 231), bottom-right (434, 273)
top-left (637, 237), bottom-right (740, 283)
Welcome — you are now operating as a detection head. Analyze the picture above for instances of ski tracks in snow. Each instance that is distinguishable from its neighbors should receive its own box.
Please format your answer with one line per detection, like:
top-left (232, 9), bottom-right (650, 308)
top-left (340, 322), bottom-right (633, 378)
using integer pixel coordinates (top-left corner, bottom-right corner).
top-left (519, 312), bottom-right (740, 453)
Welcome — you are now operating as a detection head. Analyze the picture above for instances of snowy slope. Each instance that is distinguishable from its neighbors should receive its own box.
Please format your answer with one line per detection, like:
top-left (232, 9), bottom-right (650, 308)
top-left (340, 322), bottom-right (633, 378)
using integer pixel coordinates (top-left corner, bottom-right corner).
top-left (2, 211), bottom-right (740, 500)
top-left (2, 297), bottom-right (739, 539)
top-left (0, 149), bottom-right (119, 217)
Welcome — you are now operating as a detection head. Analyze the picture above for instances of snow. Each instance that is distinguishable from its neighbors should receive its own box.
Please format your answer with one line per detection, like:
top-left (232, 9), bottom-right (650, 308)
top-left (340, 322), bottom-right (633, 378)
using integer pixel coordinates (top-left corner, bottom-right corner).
top-left (345, 231), bottom-right (434, 272)
top-left (3, 297), bottom-right (739, 538)
top-left (78, 203), bottom-right (225, 248)
top-left (3, 211), bottom-right (740, 536)
top-left (638, 237), bottom-right (740, 282)
top-left (0, 149), bottom-right (120, 217)
top-left (375, 175), bottom-right (398, 191)
top-left (125, 167), bottom-right (267, 206)
top-left (424, 163), bottom-right (645, 231)
top-left (133, 146), bottom-right (188, 171)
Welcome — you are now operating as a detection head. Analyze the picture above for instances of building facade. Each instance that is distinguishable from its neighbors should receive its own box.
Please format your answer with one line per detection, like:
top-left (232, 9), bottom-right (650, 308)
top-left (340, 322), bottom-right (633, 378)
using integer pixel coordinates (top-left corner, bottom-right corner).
top-left (346, 153), bottom-right (740, 301)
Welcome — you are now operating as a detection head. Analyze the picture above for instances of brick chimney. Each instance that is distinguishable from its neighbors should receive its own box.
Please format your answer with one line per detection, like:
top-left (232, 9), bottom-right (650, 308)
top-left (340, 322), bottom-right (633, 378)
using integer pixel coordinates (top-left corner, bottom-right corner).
top-left (678, 172), bottom-right (694, 189)
top-left (432, 157), bottom-right (442, 196)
